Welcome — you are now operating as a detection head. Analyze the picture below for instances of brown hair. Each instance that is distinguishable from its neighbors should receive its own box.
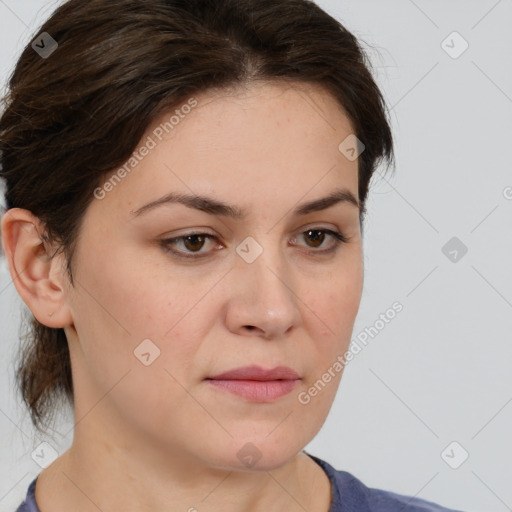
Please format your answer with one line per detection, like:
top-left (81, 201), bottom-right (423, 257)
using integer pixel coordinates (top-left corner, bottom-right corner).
top-left (0, 0), bottom-right (394, 434)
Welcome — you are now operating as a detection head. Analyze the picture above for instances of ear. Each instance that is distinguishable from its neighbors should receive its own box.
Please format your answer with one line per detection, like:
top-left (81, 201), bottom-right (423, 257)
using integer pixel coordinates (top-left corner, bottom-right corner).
top-left (1, 208), bottom-right (74, 328)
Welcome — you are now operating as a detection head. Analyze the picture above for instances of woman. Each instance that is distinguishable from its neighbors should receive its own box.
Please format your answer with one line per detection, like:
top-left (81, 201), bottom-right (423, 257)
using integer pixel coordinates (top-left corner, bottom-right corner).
top-left (1, 0), bottom-right (465, 510)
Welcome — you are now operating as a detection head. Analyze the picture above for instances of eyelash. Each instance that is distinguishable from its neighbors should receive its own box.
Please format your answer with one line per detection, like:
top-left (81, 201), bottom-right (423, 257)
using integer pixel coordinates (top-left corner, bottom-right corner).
top-left (159, 228), bottom-right (349, 260)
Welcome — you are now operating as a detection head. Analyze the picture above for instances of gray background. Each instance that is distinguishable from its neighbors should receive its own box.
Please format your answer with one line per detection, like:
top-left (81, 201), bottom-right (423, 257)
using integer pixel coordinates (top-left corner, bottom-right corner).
top-left (1, 1), bottom-right (511, 511)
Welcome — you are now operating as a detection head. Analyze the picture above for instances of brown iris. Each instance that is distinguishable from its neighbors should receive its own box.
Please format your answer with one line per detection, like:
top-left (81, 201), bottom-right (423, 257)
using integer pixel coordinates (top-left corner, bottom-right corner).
top-left (303, 230), bottom-right (325, 248)
top-left (182, 234), bottom-right (207, 252)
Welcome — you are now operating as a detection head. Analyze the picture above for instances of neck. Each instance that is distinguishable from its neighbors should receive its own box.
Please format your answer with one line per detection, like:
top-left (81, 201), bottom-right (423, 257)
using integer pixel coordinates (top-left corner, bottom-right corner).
top-left (35, 429), bottom-right (332, 512)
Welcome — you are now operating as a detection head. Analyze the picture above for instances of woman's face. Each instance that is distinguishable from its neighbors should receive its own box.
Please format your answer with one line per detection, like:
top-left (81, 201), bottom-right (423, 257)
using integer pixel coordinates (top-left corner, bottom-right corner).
top-left (63, 81), bottom-right (363, 471)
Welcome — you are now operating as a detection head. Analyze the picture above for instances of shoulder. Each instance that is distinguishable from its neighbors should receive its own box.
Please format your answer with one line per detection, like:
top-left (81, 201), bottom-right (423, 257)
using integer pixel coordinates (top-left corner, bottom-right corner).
top-left (15, 476), bottom-right (39, 512)
top-left (306, 453), bottom-right (466, 512)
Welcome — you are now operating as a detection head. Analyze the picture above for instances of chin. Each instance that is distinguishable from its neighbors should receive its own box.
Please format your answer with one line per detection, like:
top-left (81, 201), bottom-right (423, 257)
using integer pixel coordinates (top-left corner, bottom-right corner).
top-left (215, 435), bottom-right (306, 473)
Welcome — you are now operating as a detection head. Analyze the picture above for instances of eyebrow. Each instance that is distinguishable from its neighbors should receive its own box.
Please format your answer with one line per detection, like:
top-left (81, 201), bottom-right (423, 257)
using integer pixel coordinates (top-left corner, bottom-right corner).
top-left (131, 187), bottom-right (361, 219)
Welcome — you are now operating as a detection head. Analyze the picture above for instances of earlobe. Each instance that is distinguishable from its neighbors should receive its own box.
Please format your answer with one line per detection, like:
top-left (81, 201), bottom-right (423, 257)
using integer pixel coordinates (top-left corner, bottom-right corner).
top-left (0, 207), bottom-right (74, 329)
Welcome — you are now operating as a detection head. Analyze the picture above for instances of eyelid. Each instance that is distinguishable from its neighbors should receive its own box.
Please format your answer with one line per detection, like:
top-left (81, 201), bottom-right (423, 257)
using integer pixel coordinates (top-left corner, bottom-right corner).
top-left (161, 223), bottom-right (341, 240)
top-left (160, 225), bottom-right (349, 259)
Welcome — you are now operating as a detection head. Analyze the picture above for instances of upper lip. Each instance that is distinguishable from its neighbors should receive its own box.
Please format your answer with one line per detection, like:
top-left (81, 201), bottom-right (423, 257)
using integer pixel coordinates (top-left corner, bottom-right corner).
top-left (208, 365), bottom-right (300, 381)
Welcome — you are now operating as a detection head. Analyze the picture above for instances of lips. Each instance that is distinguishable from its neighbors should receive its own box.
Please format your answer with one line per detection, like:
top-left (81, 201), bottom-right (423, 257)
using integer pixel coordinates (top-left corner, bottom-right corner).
top-left (208, 365), bottom-right (300, 381)
top-left (206, 365), bottom-right (301, 402)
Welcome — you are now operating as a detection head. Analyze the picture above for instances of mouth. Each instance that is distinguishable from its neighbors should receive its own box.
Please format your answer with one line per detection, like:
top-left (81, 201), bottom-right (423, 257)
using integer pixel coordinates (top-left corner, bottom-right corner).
top-left (206, 365), bottom-right (301, 402)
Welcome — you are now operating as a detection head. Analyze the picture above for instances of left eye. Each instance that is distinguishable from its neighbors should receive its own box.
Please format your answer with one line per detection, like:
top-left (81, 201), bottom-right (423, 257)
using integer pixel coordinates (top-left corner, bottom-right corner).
top-left (160, 228), bottom-right (348, 259)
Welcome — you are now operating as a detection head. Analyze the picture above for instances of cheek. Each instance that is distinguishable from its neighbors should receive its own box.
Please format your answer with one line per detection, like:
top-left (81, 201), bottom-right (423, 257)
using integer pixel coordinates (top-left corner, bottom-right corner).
top-left (75, 251), bottom-right (215, 390)
top-left (68, 263), bottom-right (203, 438)
top-left (68, 249), bottom-right (175, 389)
top-left (305, 261), bottom-right (363, 337)
top-left (298, 257), bottom-right (363, 402)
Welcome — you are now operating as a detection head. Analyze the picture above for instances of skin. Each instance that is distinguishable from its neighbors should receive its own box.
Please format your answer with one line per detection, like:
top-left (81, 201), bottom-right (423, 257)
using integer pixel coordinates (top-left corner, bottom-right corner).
top-left (2, 80), bottom-right (364, 512)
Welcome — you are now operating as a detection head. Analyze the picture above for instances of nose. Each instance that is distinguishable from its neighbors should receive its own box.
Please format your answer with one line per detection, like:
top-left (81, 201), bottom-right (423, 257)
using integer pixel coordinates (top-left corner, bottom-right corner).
top-left (224, 237), bottom-right (302, 339)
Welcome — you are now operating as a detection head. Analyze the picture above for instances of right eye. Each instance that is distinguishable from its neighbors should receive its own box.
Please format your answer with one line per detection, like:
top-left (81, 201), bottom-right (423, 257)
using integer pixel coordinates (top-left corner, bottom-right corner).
top-left (160, 232), bottom-right (221, 259)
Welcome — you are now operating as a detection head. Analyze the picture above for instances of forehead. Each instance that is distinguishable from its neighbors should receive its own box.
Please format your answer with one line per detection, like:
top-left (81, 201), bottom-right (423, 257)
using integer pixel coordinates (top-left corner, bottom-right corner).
top-left (152, 80), bottom-right (354, 143)
top-left (92, 80), bottom-right (359, 223)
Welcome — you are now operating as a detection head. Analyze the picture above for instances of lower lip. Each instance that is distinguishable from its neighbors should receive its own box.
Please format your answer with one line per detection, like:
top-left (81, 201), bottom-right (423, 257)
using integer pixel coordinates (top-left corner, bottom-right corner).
top-left (207, 379), bottom-right (299, 402)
